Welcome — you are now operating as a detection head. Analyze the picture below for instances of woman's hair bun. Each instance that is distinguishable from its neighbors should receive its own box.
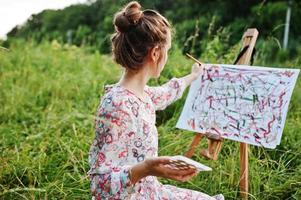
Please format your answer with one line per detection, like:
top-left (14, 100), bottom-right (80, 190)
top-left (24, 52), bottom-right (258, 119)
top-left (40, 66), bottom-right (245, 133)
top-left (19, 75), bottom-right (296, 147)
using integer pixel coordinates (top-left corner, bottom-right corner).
top-left (111, 1), bottom-right (171, 71)
top-left (114, 1), bottom-right (143, 33)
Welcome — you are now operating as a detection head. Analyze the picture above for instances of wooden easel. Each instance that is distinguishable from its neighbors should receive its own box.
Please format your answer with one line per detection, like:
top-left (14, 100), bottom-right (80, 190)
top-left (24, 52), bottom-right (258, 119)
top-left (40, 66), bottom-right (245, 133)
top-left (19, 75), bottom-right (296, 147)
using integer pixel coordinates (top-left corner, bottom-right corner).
top-left (184, 28), bottom-right (259, 199)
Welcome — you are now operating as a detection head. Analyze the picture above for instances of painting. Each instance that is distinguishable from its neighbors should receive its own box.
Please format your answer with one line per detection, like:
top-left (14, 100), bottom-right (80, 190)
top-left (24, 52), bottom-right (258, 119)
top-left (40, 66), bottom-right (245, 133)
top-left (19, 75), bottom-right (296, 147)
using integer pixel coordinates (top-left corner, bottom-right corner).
top-left (176, 64), bottom-right (300, 149)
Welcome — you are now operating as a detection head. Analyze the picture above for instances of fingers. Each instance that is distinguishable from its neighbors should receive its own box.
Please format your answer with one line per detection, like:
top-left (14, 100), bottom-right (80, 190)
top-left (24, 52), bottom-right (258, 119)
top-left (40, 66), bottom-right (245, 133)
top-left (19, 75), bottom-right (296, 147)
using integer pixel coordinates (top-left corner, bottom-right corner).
top-left (193, 63), bottom-right (203, 71)
top-left (193, 62), bottom-right (205, 73)
top-left (147, 156), bottom-right (200, 181)
top-left (145, 156), bottom-right (171, 167)
top-left (154, 156), bottom-right (172, 165)
top-left (161, 165), bottom-right (197, 176)
top-left (193, 62), bottom-right (201, 67)
top-left (167, 170), bottom-right (198, 182)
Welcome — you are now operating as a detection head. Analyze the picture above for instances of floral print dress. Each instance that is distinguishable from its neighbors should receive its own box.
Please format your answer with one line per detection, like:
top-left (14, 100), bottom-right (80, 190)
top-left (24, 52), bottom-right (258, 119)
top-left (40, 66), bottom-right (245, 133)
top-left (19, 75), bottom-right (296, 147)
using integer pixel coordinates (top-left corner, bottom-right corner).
top-left (87, 77), bottom-right (224, 200)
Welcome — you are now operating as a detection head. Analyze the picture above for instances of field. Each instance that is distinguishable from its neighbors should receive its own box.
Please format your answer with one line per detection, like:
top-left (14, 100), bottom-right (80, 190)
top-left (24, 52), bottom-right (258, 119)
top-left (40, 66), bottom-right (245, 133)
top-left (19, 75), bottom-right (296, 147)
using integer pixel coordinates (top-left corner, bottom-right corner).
top-left (0, 40), bottom-right (301, 199)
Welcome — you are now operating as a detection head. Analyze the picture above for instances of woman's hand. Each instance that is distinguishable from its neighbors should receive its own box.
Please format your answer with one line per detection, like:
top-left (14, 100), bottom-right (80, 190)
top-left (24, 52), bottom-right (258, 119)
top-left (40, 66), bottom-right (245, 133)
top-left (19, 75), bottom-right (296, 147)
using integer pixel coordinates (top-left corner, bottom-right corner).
top-left (182, 62), bottom-right (204, 87)
top-left (190, 62), bottom-right (204, 81)
top-left (143, 156), bottom-right (198, 182)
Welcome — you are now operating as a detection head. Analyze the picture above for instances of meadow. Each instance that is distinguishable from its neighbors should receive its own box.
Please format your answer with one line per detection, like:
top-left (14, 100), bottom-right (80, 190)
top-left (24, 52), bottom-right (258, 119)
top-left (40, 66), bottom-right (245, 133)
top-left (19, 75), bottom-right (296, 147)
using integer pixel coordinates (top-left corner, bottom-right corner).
top-left (0, 39), bottom-right (300, 199)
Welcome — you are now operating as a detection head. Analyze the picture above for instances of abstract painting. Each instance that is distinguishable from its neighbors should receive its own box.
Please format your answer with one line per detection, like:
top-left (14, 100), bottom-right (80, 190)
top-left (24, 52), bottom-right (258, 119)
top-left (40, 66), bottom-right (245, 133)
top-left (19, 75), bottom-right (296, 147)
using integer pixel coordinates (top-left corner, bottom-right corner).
top-left (176, 64), bottom-right (299, 148)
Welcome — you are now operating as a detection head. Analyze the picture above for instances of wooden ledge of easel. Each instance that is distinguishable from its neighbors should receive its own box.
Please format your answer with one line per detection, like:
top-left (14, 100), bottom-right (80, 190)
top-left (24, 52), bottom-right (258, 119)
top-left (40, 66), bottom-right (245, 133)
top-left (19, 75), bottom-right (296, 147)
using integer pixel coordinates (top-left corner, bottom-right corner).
top-left (185, 133), bottom-right (224, 160)
top-left (200, 137), bottom-right (224, 160)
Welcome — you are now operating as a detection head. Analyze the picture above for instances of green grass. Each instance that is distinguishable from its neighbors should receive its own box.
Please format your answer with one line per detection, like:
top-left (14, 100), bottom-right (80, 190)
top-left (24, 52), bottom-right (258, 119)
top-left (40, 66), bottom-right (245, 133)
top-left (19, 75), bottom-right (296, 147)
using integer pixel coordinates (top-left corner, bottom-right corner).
top-left (0, 40), bottom-right (301, 199)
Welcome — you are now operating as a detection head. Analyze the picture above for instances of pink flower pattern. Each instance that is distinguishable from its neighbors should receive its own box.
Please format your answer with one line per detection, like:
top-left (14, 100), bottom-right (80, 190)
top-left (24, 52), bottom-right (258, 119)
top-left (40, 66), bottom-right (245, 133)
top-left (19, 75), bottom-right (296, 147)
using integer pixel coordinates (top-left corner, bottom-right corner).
top-left (88, 78), bottom-right (224, 200)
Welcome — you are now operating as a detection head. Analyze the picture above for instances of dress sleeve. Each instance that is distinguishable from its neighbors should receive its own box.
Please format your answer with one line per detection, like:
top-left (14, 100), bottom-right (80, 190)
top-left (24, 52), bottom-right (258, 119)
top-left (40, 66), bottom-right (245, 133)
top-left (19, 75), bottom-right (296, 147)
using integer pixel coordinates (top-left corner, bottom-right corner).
top-left (146, 77), bottom-right (187, 110)
top-left (88, 95), bottom-right (139, 199)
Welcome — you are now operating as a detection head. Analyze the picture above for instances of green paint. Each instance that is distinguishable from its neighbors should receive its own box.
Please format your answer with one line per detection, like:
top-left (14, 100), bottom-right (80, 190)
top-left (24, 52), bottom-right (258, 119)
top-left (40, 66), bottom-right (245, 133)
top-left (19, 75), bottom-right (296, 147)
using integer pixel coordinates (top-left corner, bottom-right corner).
top-left (241, 97), bottom-right (253, 101)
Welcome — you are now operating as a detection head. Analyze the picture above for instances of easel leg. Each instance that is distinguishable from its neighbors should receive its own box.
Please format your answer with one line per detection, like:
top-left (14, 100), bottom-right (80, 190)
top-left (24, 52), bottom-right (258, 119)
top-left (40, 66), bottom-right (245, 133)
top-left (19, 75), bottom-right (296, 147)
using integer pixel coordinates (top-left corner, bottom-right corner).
top-left (240, 143), bottom-right (248, 199)
top-left (185, 134), bottom-right (203, 158)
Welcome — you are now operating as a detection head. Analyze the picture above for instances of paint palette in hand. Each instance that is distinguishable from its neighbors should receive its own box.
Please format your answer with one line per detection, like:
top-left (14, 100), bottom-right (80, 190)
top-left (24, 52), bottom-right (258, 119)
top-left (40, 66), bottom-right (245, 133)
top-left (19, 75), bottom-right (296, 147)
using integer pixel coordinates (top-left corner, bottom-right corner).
top-left (169, 155), bottom-right (212, 171)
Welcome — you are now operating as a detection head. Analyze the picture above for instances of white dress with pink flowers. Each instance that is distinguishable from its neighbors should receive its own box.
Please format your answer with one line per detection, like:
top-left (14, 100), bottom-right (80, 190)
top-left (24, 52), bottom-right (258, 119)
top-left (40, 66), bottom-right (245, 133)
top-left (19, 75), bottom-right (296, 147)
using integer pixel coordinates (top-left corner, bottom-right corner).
top-left (87, 77), bottom-right (224, 200)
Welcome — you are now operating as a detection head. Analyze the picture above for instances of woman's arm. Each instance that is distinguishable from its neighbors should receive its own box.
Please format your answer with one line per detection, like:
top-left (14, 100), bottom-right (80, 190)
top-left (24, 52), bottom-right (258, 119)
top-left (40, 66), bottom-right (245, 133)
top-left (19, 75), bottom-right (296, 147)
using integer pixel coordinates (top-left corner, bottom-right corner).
top-left (145, 62), bottom-right (204, 110)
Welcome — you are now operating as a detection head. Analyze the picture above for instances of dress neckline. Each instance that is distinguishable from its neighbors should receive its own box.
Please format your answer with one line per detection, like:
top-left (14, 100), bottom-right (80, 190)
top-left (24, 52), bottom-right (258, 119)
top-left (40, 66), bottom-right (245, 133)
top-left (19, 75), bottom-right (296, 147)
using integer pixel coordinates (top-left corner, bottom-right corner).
top-left (105, 84), bottom-right (150, 104)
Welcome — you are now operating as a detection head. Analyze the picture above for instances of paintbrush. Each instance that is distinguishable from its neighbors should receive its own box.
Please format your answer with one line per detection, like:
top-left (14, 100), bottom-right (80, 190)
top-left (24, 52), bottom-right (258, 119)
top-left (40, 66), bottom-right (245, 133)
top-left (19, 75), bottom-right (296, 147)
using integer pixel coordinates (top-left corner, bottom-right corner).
top-left (185, 53), bottom-right (204, 66)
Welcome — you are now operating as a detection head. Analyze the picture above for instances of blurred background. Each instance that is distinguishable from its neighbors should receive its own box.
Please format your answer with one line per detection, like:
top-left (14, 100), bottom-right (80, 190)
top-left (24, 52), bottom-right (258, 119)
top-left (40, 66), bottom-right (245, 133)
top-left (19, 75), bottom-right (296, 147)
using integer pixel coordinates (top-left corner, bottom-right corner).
top-left (1, 0), bottom-right (301, 199)
top-left (1, 0), bottom-right (301, 63)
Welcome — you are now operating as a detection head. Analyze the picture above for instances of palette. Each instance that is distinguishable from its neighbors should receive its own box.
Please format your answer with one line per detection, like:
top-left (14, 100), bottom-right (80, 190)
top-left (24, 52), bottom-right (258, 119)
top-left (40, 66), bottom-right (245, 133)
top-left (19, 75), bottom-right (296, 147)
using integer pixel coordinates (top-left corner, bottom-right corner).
top-left (167, 155), bottom-right (212, 171)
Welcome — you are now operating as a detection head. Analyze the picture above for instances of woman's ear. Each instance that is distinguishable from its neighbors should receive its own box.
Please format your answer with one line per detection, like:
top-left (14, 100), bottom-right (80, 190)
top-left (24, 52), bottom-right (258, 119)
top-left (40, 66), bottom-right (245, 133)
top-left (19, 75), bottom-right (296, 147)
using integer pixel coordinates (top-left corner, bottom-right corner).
top-left (150, 45), bottom-right (160, 63)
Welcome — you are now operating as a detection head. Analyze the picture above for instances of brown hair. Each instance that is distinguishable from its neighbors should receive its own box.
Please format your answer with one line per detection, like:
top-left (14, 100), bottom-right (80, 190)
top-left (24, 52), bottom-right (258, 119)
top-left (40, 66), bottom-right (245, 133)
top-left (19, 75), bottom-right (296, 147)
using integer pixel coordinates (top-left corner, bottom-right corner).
top-left (111, 1), bottom-right (171, 71)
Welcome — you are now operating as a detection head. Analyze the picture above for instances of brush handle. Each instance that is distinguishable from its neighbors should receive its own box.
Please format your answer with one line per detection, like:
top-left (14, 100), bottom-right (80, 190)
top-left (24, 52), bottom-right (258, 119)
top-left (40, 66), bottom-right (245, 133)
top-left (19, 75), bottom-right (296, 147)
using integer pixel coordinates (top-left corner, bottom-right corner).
top-left (185, 53), bottom-right (204, 66)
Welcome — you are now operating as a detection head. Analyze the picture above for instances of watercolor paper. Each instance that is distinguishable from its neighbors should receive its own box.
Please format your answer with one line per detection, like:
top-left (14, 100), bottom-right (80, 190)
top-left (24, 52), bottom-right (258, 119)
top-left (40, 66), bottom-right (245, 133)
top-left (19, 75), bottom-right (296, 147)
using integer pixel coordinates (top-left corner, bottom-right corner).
top-left (176, 64), bottom-right (299, 149)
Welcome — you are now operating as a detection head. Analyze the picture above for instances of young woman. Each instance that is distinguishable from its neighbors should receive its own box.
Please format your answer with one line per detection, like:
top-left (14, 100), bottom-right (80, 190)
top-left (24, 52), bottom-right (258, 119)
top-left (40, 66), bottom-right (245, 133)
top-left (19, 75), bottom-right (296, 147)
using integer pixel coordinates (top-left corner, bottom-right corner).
top-left (87, 1), bottom-right (224, 199)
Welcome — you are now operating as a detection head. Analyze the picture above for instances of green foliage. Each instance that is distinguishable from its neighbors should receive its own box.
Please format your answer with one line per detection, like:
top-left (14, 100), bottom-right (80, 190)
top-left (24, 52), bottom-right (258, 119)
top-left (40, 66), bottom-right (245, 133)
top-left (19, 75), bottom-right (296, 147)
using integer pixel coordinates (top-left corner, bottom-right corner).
top-left (251, 1), bottom-right (287, 40)
top-left (4, 0), bottom-right (301, 61)
top-left (1, 39), bottom-right (300, 199)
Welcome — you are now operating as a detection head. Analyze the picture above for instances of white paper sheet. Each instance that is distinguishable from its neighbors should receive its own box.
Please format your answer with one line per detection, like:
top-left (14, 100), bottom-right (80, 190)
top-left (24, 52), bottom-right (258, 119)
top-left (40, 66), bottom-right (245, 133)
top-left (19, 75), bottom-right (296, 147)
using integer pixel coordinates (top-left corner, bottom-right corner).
top-left (176, 64), bottom-right (299, 149)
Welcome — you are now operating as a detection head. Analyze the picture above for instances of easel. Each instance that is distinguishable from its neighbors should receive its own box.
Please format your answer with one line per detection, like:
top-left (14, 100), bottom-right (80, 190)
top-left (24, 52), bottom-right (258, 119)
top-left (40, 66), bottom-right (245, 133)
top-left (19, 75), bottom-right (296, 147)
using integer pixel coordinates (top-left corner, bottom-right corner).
top-left (184, 28), bottom-right (259, 199)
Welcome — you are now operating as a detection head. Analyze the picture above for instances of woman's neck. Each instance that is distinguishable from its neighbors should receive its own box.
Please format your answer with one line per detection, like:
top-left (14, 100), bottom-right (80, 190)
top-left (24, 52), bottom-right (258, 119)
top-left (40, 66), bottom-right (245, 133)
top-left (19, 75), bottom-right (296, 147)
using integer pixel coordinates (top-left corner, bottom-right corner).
top-left (118, 68), bottom-right (150, 101)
